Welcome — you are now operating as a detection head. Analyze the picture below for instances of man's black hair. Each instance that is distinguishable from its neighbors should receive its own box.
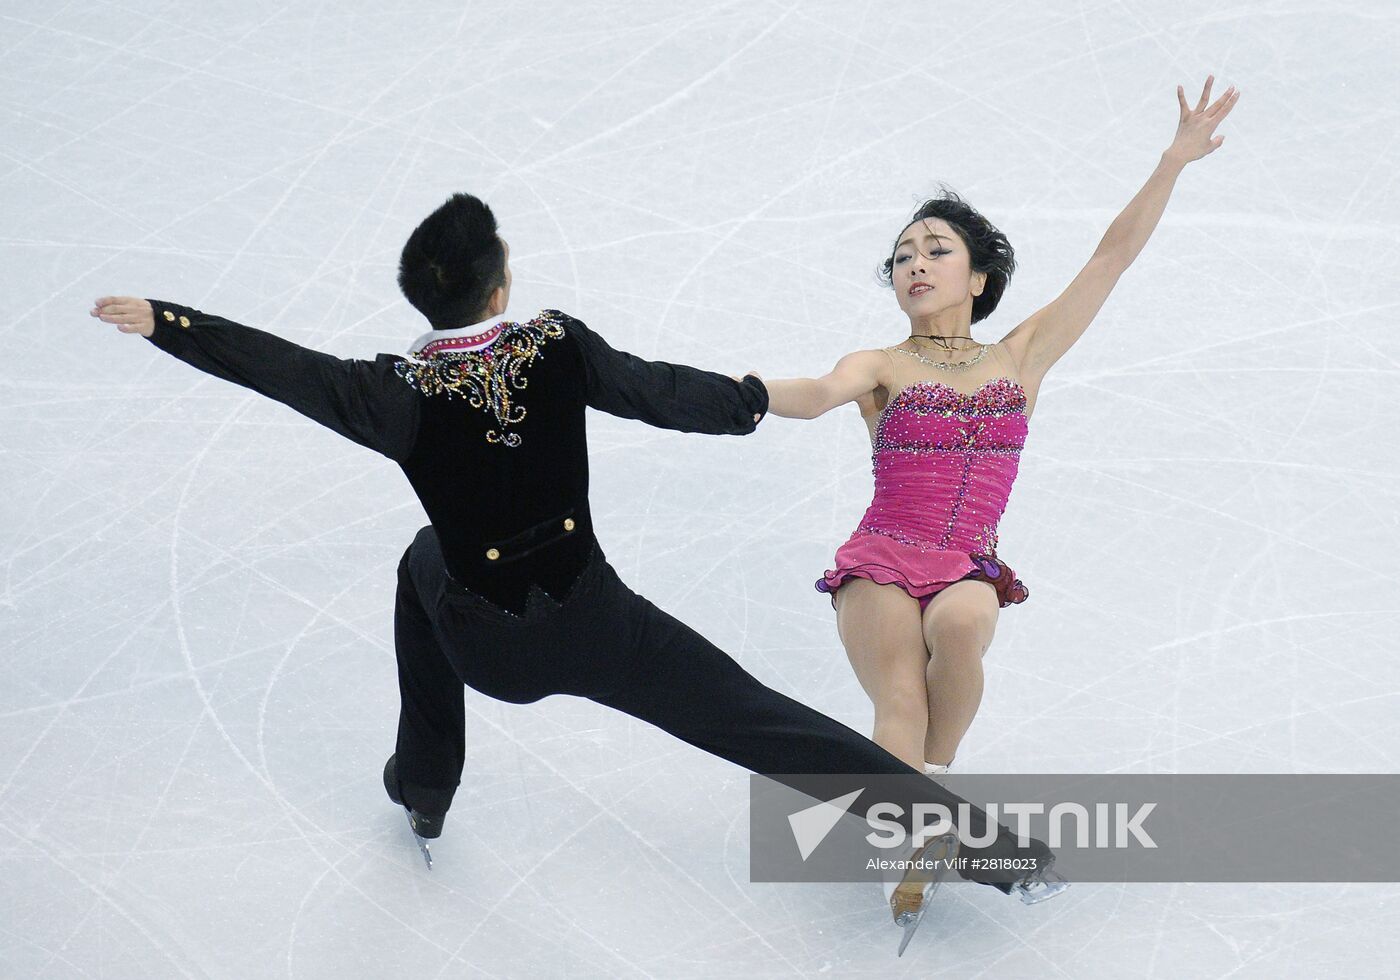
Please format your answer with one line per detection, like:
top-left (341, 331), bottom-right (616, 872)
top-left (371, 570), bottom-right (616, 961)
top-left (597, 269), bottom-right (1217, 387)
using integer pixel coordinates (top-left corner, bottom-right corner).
top-left (398, 193), bottom-right (507, 330)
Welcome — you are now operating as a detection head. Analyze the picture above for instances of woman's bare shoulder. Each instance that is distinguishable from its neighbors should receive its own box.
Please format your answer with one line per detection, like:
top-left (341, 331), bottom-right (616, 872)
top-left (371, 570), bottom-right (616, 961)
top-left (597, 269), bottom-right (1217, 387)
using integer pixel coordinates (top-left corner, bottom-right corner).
top-left (832, 347), bottom-right (896, 417)
top-left (834, 347), bottom-right (896, 387)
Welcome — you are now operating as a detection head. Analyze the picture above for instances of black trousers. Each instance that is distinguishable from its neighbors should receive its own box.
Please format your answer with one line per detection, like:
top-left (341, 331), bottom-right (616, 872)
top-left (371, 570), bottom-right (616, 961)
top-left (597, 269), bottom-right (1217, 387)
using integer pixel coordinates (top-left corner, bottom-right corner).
top-left (392, 526), bottom-right (1042, 881)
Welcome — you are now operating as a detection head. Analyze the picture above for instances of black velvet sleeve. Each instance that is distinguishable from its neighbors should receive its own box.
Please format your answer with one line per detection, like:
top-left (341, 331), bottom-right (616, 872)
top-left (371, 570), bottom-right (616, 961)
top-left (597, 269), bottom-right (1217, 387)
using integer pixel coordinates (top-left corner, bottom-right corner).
top-left (144, 300), bottom-right (420, 462)
top-left (566, 313), bottom-right (768, 435)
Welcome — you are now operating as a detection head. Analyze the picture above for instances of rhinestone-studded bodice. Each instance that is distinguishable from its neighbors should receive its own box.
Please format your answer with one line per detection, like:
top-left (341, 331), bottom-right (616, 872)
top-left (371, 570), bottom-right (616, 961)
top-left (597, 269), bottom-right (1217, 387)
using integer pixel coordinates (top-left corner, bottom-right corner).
top-left (860, 377), bottom-right (1028, 555)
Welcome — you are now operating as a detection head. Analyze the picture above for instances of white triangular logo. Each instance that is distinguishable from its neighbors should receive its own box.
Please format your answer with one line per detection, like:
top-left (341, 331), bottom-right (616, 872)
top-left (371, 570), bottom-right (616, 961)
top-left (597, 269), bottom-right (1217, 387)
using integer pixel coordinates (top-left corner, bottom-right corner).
top-left (787, 788), bottom-right (864, 861)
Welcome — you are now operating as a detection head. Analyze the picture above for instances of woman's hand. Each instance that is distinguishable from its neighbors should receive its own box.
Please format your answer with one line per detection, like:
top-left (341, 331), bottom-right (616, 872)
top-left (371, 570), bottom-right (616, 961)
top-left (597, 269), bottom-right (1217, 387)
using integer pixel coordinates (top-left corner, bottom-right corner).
top-left (91, 297), bottom-right (155, 337)
top-left (1168, 75), bottom-right (1239, 164)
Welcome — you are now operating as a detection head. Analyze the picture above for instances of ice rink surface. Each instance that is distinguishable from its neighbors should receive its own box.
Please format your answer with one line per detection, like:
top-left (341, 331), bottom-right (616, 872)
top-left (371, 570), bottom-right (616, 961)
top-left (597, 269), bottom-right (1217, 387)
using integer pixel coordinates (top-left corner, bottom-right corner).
top-left (4, 0), bottom-right (1399, 976)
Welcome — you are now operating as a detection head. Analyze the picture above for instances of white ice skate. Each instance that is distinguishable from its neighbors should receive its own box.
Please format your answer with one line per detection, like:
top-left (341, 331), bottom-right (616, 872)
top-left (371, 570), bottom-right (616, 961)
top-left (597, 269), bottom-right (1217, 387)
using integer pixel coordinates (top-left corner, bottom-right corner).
top-left (890, 830), bottom-right (960, 956)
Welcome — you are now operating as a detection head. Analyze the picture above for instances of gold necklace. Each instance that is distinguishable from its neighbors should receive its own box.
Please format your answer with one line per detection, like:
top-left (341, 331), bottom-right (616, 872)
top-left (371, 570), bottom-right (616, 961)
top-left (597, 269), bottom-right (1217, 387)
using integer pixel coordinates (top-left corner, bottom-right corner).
top-left (890, 342), bottom-right (991, 372)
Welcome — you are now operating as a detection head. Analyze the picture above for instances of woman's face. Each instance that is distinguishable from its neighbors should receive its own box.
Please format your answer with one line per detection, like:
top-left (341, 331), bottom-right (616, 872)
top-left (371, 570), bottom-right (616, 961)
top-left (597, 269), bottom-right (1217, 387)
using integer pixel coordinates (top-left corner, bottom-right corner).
top-left (889, 217), bottom-right (986, 320)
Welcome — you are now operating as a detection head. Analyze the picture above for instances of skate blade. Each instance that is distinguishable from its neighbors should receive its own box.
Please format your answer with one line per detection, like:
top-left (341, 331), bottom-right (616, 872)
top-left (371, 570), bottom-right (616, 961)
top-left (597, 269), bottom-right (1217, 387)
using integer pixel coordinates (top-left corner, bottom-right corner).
top-left (892, 832), bottom-right (959, 957)
top-left (1013, 868), bottom-right (1068, 905)
top-left (896, 903), bottom-right (927, 957)
top-left (894, 875), bottom-right (943, 957)
top-left (403, 806), bottom-right (433, 870)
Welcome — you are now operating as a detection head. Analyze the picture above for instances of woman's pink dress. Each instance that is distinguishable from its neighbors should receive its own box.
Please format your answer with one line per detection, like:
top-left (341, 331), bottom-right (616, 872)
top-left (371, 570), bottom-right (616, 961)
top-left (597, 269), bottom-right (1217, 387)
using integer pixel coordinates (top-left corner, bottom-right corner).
top-left (816, 376), bottom-right (1030, 609)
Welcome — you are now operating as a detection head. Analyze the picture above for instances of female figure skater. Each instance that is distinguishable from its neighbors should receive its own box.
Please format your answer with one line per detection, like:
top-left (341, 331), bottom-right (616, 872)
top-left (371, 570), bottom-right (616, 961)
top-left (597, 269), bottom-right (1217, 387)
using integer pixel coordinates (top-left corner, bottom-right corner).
top-left (757, 77), bottom-right (1239, 773)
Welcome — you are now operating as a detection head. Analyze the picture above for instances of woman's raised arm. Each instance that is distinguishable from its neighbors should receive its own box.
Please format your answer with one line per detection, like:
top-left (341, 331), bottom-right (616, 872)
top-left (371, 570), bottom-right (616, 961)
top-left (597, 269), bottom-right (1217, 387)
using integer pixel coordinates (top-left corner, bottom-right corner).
top-left (1001, 75), bottom-right (1240, 385)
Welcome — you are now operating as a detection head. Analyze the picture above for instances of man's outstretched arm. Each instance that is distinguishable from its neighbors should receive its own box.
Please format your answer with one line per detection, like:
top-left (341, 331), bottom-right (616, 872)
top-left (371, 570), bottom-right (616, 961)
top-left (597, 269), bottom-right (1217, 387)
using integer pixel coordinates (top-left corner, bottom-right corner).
top-left (92, 296), bottom-right (419, 462)
top-left (567, 314), bottom-right (767, 435)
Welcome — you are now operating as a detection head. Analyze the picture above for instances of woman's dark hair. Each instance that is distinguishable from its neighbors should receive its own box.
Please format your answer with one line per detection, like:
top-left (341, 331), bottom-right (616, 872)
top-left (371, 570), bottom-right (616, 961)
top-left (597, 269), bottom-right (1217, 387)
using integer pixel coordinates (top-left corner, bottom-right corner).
top-left (878, 188), bottom-right (1015, 324)
top-left (398, 193), bottom-right (506, 330)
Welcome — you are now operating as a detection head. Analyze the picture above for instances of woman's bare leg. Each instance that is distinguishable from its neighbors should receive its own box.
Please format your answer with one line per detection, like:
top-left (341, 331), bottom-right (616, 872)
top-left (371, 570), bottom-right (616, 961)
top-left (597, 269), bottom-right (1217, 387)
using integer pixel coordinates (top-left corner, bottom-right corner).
top-left (833, 578), bottom-right (930, 769)
top-left (921, 580), bottom-right (1000, 766)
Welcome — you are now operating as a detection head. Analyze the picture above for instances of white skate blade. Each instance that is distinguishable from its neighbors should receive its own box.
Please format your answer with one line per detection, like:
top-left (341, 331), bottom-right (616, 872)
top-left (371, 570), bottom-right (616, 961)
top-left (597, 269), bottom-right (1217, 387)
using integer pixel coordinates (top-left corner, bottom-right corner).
top-left (402, 806), bottom-right (433, 870)
top-left (895, 872), bottom-right (948, 957)
top-left (892, 832), bottom-right (959, 957)
top-left (1013, 869), bottom-right (1068, 905)
top-left (895, 885), bottom-right (934, 957)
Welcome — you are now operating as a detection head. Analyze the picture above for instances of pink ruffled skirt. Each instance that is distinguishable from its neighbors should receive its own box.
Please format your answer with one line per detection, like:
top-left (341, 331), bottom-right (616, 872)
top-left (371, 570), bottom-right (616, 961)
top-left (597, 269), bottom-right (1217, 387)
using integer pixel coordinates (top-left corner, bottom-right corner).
top-left (815, 531), bottom-right (1028, 611)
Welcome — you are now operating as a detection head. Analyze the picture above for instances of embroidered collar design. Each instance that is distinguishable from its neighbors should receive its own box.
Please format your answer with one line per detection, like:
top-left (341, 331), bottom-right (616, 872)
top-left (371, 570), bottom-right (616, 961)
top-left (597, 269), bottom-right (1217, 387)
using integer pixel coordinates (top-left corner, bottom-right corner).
top-left (396, 310), bottom-right (567, 447)
top-left (405, 314), bottom-right (513, 359)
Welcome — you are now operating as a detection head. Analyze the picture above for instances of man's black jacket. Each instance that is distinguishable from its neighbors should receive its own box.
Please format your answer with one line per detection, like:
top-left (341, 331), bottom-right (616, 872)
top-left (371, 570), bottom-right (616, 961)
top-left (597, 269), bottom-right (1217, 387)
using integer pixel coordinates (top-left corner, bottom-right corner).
top-left (145, 302), bottom-right (768, 614)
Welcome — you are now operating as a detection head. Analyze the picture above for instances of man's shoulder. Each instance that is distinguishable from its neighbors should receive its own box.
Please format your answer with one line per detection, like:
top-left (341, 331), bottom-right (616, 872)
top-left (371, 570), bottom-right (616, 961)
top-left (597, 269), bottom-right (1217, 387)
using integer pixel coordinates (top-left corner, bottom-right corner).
top-left (501, 310), bottom-right (587, 358)
top-left (533, 309), bottom-right (578, 331)
top-left (532, 310), bottom-right (597, 348)
top-left (505, 311), bottom-right (574, 351)
top-left (496, 309), bottom-right (576, 335)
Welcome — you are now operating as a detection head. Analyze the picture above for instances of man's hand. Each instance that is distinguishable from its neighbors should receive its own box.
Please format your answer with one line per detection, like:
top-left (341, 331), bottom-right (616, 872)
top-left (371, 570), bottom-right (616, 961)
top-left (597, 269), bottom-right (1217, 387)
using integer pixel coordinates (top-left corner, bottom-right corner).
top-left (731, 371), bottom-right (765, 423)
top-left (91, 296), bottom-right (155, 337)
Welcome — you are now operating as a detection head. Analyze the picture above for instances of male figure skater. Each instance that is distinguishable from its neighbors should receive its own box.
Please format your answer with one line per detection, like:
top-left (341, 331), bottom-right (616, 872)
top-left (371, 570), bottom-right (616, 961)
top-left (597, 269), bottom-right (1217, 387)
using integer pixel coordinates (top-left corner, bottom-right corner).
top-left (92, 193), bottom-right (1064, 937)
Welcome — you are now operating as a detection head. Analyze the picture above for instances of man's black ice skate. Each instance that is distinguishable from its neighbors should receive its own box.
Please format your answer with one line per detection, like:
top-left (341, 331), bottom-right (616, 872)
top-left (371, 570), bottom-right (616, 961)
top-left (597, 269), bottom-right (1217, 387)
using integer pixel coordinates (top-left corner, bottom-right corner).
top-left (971, 836), bottom-right (1070, 905)
top-left (984, 854), bottom-right (1070, 905)
top-left (1007, 863), bottom-right (1069, 905)
top-left (383, 755), bottom-right (446, 870)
